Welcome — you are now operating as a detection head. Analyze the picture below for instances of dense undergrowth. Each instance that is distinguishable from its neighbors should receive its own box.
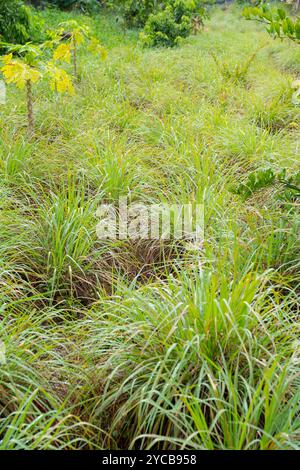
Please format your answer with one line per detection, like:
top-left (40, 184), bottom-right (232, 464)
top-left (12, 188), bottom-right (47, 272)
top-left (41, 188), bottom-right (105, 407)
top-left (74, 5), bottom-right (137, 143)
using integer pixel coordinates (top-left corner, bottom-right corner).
top-left (0, 5), bottom-right (299, 449)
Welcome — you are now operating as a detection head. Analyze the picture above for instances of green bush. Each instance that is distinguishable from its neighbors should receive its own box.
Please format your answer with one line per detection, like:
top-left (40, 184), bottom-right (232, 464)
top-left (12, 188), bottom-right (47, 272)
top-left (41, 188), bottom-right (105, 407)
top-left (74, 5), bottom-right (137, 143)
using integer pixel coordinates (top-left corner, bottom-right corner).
top-left (0, 0), bottom-right (42, 44)
top-left (140, 6), bottom-right (190, 47)
top-left (47, 0), bottom-right (101, 12)
top-left (110, 0), bottom-right (207, 32)
top-left (109, 1), bottom-right (160, 28)
top-left (141, 1), bottom-right (207, 47)
top-left (110, 0), bottom-right (208, 48)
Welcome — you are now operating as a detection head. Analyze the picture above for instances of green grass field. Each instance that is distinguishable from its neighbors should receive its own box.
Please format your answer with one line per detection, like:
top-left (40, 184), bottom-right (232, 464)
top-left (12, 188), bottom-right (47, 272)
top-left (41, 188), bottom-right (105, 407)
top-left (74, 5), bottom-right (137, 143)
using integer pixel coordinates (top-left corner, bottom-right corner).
top-left (0, 5), bottom-right (299, 450)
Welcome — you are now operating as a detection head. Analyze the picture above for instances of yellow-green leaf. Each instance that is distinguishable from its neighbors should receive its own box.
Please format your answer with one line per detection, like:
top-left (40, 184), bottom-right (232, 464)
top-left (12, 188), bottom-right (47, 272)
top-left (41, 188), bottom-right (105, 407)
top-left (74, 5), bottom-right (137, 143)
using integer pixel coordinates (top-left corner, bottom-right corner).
top-left (53, 43), bottom-right (71, 63)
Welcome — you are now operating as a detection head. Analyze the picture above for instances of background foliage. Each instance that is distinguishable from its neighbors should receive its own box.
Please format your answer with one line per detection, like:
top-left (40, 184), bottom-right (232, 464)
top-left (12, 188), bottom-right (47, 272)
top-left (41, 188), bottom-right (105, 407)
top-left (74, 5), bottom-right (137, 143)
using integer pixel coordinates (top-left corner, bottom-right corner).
top-left (244, 2), bottom-right (300, 42)
top-left (0, 0), bottom-right (43, 44)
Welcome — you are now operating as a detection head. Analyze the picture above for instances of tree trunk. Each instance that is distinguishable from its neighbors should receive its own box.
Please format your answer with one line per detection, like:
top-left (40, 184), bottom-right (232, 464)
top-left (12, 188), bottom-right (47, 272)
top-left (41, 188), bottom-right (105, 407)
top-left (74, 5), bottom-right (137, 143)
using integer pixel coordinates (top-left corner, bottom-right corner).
top-left (26, 79), bottom-right (34, 135)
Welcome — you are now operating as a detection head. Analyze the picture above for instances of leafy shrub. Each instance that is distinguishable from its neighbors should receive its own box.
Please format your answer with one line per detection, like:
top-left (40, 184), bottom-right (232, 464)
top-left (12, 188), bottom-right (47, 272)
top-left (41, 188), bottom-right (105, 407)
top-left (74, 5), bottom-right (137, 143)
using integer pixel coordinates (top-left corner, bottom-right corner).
top-left (243, 3), bottom-right (300, 43)
top-left (140, 6), bottom-right (190, 47)
top-left (109, 0), bottom-right (160, 28)
top-left (111, 0), bottom-right (207, 43)
top-left (141, 1), bottom-right (207, 47)
top-left (46, 0), bottom-right (101, 13)
top-left (0, 0), bottom-right (42, 44)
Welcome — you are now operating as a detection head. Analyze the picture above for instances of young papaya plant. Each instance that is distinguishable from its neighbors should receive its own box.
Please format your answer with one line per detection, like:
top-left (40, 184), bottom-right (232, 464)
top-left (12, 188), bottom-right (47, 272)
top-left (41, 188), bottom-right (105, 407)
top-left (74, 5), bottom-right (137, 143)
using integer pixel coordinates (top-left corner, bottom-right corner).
top-left (0, 42), bottom-right (74, 135)
top-left (50, 20), bottom-right (107, 80)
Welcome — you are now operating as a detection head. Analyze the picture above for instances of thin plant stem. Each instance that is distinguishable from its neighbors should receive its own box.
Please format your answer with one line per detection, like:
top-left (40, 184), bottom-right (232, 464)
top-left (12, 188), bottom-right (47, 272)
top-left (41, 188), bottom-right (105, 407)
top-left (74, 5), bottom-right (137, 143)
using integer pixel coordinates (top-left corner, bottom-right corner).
top-left (26, 79), bottom-right (34, 135)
